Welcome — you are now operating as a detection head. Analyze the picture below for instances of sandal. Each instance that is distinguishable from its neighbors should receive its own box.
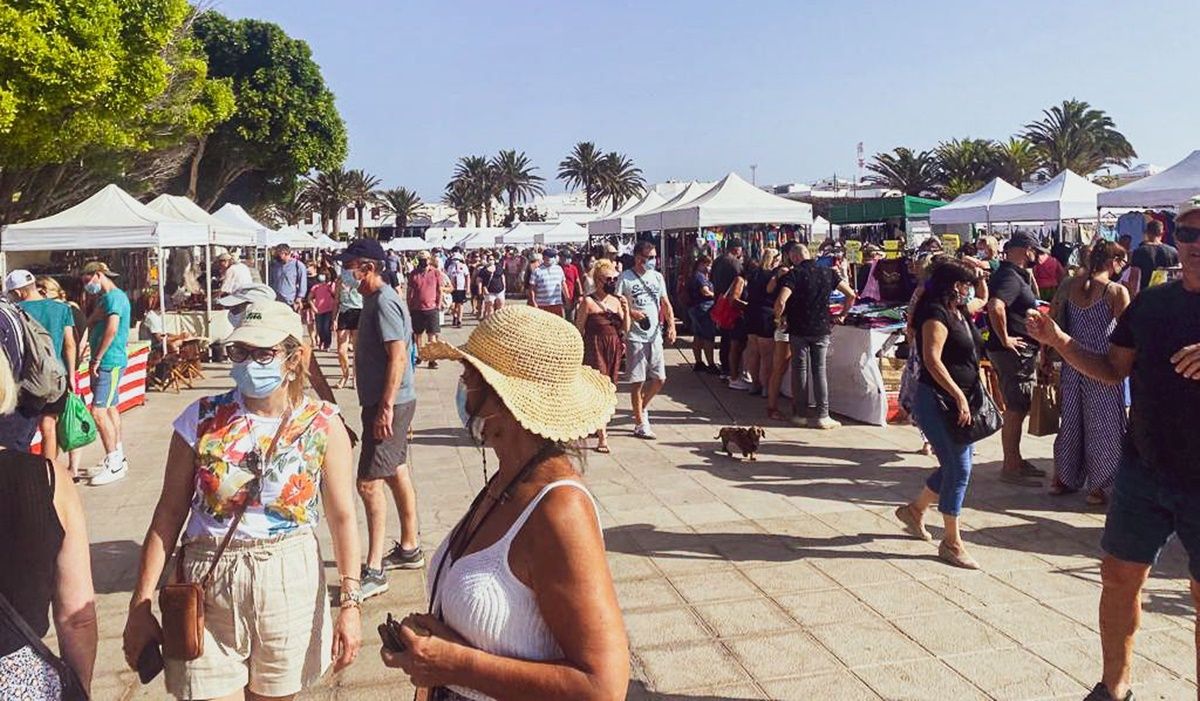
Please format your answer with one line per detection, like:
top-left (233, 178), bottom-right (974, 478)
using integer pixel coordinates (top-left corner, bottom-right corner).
top-left (894, 505), bottom-right (931, 541)
top-left (766, 407), bottom-right (786, 421)
top-left (938, 541), bottom-right (980, 570)
top-left (1049, 479), bottom-right (1078, 496)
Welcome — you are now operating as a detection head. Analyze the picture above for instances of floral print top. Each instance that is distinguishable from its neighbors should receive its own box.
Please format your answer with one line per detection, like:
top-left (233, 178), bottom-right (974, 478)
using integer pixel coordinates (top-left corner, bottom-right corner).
top-left (172, 390), bottom-right (339, 541)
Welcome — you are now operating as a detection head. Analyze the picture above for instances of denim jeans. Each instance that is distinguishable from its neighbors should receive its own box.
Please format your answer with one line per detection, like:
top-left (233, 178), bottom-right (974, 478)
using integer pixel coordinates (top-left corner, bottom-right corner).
top-left (789, 334), bottom-right (831, 419)
top-left (912, 382), bottom-right (974, 516)
top-left (315, 312), bottom-right (333, 348)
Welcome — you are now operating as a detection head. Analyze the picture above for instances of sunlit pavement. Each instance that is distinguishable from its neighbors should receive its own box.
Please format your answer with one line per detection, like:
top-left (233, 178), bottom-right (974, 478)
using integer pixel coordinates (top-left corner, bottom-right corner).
top-left (77, 310), bottom-right (1195, 700)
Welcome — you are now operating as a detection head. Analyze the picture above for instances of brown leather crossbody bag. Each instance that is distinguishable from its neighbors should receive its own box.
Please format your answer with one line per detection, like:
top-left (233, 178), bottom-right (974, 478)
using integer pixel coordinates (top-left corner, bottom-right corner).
top-left (159, 410), bottom-right (292, 660)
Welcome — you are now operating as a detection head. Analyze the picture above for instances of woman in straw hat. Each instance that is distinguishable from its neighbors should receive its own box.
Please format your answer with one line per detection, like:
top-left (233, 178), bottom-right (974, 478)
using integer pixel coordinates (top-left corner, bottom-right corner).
top-left (382, 305), bottom-right (629, 700)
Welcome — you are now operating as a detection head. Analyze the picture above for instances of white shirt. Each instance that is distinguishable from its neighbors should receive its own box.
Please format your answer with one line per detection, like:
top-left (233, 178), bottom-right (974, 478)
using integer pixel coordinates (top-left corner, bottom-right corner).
top-left (221, 262), bottom-right (254, 295)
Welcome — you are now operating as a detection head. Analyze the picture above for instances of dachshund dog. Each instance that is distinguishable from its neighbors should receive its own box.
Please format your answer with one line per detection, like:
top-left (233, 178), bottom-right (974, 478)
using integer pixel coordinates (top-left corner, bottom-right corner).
top-left (716, 426), bottom-right (765, 461)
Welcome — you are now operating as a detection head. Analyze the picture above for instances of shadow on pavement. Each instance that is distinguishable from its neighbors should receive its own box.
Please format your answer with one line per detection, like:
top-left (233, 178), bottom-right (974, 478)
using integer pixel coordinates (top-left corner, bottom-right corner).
top-left (90, 540), bottom-right (143, 594)
top-left (626, 680), bottom-right (759, 700)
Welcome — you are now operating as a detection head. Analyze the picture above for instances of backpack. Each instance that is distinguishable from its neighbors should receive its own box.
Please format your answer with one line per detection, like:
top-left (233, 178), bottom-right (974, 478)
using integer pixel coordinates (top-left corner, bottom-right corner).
top-left (486, 267), bottom-right (505, 294)
top-left (0, 302), bottom-right (67, 412)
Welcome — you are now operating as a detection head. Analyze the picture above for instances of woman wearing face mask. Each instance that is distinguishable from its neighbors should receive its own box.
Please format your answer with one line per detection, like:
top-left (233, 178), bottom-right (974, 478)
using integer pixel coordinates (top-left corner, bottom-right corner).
top-left (334, 265), bottom-right (363, 389)
top-left (574, 259), bottom-right (629, 453)
top-left (382, 305), bottom-right (627, 700)
top-left (122, 301), bottom-right (362, 699)
top-left (686, 255), bottom-right (719, 373)
top-left (308, 273), bottom-right (336, 351)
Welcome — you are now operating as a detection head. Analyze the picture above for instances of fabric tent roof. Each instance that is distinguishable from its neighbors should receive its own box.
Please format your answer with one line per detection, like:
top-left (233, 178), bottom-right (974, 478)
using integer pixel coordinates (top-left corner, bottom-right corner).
top-left (261, 226), bottom-right (318, 249)
top-left (495, 222), bottom-right (555, 246)
top-left (313, 234), bottom-right (342, 249)
top-left (988, 170), bottom-right (1107, 222)
top-left (213, 203), bottom-right (275, 245)
top-left (634, 181), bottom-right (715, 232)
top-left (1, 183), bottom-right (208, 251)
top-left (148, 194), bottom-right (255, 246)
top-left (387, 237), bottom-right (429, 252)
top-left (422, 227), bottom-right (508, 249)
top-left (533, 221), bottom-right (588, 245)
top-left (587, 191), bottom-right (667, 236)
top-left (659, 172), bottom-right (814, 230)
top-left (1098, 150), bottom-right (1200, 208)
top-left (929, 178), bottom-right (1026, 225)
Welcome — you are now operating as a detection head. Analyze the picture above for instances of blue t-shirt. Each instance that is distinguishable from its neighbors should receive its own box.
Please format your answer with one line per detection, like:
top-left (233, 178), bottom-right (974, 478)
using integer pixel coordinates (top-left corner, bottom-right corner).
top-left (89, 288), bottom-right (131, 370)
top-left (19, 298), bottom-right (74, 361)
top-left (355, 285), bottom-right (416, 406)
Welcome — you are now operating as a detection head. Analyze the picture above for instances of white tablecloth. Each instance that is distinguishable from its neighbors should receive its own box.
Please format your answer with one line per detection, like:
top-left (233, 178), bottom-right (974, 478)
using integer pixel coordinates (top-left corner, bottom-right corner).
top-left (780, 324), bottom-right (898, 426)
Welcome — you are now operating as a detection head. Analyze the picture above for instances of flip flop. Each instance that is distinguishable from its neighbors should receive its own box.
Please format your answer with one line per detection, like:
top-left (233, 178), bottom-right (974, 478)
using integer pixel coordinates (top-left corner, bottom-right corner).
top-left (766, 408), bottom-right (786, 421)
top-left (595, 445), bottom-right (611, 454)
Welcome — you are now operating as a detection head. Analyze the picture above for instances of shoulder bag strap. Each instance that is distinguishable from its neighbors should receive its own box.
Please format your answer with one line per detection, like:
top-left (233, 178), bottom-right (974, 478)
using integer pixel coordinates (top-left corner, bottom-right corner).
top-left (192, 408), bottom-right (293, 589)
top-left (629, 269), bottom-right (663, 334)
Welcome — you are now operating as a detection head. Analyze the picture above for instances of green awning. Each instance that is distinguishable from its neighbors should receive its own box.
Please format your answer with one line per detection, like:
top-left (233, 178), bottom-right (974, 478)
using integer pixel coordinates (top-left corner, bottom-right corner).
top-left (828, 196), bottom-right (947, 225)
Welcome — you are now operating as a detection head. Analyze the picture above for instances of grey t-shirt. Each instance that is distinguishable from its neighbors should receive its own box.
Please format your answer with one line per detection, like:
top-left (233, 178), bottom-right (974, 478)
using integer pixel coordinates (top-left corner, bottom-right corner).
top-left (616, 268), bottom-right (667, 344)
top-left (355, 284), bottom-right (416, 406)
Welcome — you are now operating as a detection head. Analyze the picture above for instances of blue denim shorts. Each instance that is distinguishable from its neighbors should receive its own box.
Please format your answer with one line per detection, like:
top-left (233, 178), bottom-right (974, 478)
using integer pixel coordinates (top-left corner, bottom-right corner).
top-left (91, 367), bottom-right (124, 409)
top-left (1101, 451), bottom-right (1200, 581)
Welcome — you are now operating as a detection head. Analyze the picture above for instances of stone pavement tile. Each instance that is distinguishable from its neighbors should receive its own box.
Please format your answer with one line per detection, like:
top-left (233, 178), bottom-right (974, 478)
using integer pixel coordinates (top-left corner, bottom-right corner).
top-left (1119, 677), bottom-right (1199, 700)
top-left (726, 630), bottom-right (843, 681)
top-left (606, 550), bottom-right (662, 582)
top-left (919, 571), bottom-right (1038, 609)
top-left (623, 606), bottom-right (712, 649)
top-left (649, 548), bottom-right (736, 577)
top-left (775, 588), bottom-right (878, 627)
top-left (670, 570), bottom-right (762, 604)
top-left (890, 608), bottom-right (1016, 656)
top-left (969, 600), bottom-right (1094, 645)
top-left (735, 560), bottom-right (839, 596)
top-left (1134, 628), bottom-right (1198, 679)
top-left (1040, 595), bottom-right (1104, 632)
top-left (634, 640), bottom-right (750, 693)
top-left (807, 618), bottom-right (933, 668)
top-left (604, 504), bottom-right (687, 529)
top-left (692, 598), bottom-right (796, 639)
top-left (809, 554), bottom-right (913, 587)
top-left (759, 670), bottom-right (882, 700)
top-left (668, 500), bottom-right (746, 526)
top-left (855, 658), bottom-right (990, 701)
top-left (993, 567), bottom-right (1106, 602)
top-left (615, 576), bottom-right (685, 610)
top-left (943, 647), bottom-right (1088, 699)
top-left (847, 579), bottom-right (957, 619)
top-left (596, 490), bottom-right (667, 514)
top-left (1029, 638), bottom-right (1182, 689)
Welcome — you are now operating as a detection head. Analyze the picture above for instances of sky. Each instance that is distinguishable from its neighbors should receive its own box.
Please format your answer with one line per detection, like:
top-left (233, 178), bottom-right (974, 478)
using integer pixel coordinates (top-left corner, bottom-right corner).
top-left (215, 0), bottom-right (1200, 202)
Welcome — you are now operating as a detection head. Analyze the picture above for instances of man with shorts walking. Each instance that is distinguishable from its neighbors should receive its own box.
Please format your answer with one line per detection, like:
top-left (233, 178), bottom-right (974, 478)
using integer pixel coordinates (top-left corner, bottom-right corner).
top-left (617, 240), bottom-right (676, 439)
top-left (1028, 196), bottom-right (1200, 701)
top-left (407, 250), bottom-right (443, 369)
top-left (80, 262), bottom-right (130, 485)
top-left (445, 248), bottom-right (470, 328)
top-left (337, 239), bottom-right (422, 599)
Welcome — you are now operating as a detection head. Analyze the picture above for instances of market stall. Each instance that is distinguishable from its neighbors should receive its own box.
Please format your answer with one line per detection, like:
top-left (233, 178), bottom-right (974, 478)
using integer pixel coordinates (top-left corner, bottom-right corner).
top-left (212, 203), bottom-right (275, 277)
top-left (1097, 150), bottom-right (1200, 208)
top-left (929, 177), bottom-right (1025, 233)
top-left (533, 220), bottom-right (588, 246)
top-left (828, 195), bottom-right (946, 249)
top-left (987, 170), bottom-right (1107, 243)
top-left (494, 222), bottom-right (555, 247)
top-left (587, 190), bottom-right (667, 238)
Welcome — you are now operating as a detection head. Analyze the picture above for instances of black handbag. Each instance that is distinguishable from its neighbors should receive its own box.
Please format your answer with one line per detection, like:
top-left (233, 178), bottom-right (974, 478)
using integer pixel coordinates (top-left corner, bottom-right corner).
top-left (935, 381), bottom-right (1002, 444)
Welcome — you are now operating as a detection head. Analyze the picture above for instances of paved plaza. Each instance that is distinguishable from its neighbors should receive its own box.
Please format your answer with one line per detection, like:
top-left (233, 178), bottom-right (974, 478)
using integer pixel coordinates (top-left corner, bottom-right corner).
top-left (76, 318), bottom-right (1195, 700)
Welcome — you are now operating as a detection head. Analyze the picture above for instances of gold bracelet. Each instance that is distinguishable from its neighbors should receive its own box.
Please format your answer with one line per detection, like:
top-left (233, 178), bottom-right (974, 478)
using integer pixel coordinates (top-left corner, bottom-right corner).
top-left (339, 600), bottom-right (361, 610)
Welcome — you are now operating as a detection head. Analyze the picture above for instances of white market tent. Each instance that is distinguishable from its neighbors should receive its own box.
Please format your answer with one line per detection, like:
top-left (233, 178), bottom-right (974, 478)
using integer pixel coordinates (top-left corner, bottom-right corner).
top-left (423, 227), bottom-right (507, 250)
top-left (634, 181), bottom-right (714, 232)
top-left (313, 234), bottom-right (342, 249)
top-left (929, 177), bottom-right (1025, 226)
top-left (1098, 150), bottom-right (1200, 208)
top-left (148, 194), bottom-right (255, 247)
top-left (277, 227), bottom-right (318, 250)
top-left (495, 222), bottom-right (555, 246)
top-left (213, 203), bottom-right (274, 244)
top-left (988, 170), bottom-right (1107, 223)
top-left (658, 172), bottom-right (814, 230)
top-left (387, 237), bottom-right (429, 252)
top-left (811, 216), bottom-right (840, 240)
top-left (1, 183), bottom-right (208, 251)
top-left (587, 190), bottom-right (667, 236)
top-left (533, 220), bottom-right (588, 245)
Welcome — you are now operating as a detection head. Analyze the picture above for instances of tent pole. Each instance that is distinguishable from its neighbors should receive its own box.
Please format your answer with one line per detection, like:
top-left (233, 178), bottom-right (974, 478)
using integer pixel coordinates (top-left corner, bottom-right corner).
top-left (157, 246), bottom-right (169, 357)
top-left (204, 244), bottom-right (213, 339)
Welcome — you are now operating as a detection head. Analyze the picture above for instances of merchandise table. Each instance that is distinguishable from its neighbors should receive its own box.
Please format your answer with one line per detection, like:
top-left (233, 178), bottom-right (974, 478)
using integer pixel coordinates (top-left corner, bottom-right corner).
top-left (779, 324), bottom-right (901, 426)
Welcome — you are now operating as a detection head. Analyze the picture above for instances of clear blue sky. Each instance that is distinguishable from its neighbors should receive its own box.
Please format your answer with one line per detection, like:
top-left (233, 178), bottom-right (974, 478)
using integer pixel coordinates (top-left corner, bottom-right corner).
top-left (216, 0), bottom-right (1198, 201)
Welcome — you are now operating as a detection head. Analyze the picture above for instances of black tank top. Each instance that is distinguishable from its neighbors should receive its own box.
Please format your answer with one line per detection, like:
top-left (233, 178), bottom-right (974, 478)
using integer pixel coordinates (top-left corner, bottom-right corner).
top-left (0, 450), bottom-right (63, 650)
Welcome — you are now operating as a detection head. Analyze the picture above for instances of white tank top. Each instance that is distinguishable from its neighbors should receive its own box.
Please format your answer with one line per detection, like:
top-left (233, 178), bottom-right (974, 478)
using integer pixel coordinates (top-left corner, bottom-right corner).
top-left (428, 480), bottom-right (600, 701)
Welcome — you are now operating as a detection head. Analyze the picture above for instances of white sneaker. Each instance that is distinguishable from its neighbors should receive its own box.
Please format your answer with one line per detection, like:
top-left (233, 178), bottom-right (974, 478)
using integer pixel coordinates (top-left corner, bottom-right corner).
top-left (633, 423), bottom-right (657, 440)
top-left (88, 456), bottom-right (128, 486)
top-left (728, 378), bottom-right (752, 391)
top-left (810, 416), bottom-right (842, 430)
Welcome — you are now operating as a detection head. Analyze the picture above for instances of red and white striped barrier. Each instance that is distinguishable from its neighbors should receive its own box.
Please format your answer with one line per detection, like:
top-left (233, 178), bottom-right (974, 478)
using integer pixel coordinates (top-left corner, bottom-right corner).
top-left (32, 342), bottom-right (150, 454)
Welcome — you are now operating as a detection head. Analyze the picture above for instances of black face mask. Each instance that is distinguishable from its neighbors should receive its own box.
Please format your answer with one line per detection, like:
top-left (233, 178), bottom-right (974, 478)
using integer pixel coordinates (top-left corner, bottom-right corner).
top-left (603, 281), bottom-right (617, 294)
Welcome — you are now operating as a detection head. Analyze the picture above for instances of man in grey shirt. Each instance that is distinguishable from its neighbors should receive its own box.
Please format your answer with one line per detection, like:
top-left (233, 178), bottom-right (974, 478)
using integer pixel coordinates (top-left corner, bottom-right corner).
top-left (335, 239), bottom-right (422, 599)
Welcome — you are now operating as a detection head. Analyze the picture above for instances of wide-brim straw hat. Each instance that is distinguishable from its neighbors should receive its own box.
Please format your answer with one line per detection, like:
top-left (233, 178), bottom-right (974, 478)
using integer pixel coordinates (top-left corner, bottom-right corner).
top-left (420, 306), bottom-right (616, 442)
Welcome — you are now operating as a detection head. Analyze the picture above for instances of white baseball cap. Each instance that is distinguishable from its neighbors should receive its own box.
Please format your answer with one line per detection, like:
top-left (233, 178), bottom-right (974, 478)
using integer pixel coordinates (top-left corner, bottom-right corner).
top-left (3, 269), bottom-right (35, 293)
top-left (216, 283), bottom-right (276, 308)
top-left (1177, 195), bottom-right (1200, 221)
top-left (223, 301), bottom-right (305, 347)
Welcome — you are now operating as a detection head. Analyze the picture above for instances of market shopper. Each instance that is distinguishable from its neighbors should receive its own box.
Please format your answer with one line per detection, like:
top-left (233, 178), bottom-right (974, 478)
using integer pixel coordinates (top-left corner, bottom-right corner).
top-left (764, 242), bottom-right (796, 421)
top-left (560, 250), bottom-right (583, 321)
top-left (773, 242), bottom-right (858, 429)
top-left (1026, 197), bottom-right (1200, 701)
top-left (80, 262), bottom-right (130, 486)
top-left (122, 301), bottom-right (362, 699)
top-left (1034, 247), bottom-right (1068, 302)
top-left (217, 252), bottom-right (254, 296)
top-left (334, 240), bottom-right (423, 599)
top-left (711, 238), bottom-right (745, 380)
top-left (6, 269), bottom-right (76, 463)
top-left (445, 248), bottom-right (470, 328)
top-left (38, 276), bottom-right (88, 477)
top-left (334, 263), bottom-right (364, 389)
top-left (309, 272), bottom-right (335, 351)
top-left (268, 244), bottom-right (308, 310)
top-left (617, 241), bottom-right (676, 440)
top-left (576, 259), bottom-right (629, 453)
top-left (1127, 219), bottom-right (1179, 294)
top-left (527, 248), bottom-right (567, 316)
top-left (985, 232), bottom-right (1046, 486)
top-left (388, 305), bottom-right (627, 700)
top-left (894, 260), bottom-right (990, 569)
top-left (687, 255), bottom-right (719, 372)
top-left (1047, 242), bottom-right (1130, 505)
top-left (744, 248), bottom-right (781, 395)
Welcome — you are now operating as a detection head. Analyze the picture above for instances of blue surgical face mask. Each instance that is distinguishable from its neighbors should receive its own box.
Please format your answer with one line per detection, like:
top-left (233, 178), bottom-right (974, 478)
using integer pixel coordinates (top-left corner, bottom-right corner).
top-left (341, 269), bottom-right (355, 284)
top-left (456, 379), bottom-right (486, 444)
top-left (231, 358), bottom-right (286, 398)
top-left (643, 258), bottom-right (657, 272)
top-left (84, 280), bottom-right (102, 295)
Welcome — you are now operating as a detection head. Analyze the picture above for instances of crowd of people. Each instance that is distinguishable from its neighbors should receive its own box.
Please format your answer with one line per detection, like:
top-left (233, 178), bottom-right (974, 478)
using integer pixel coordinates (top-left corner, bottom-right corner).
top-left (0, 200), bottom-right (1196, 700)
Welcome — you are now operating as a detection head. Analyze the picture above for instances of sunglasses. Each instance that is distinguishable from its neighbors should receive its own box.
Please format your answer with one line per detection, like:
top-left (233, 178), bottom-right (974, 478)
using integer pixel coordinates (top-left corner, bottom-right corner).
top-left (1175, 226), bottom-right (1200, 244)
top-left (226, 344), bottom-right (285, 364)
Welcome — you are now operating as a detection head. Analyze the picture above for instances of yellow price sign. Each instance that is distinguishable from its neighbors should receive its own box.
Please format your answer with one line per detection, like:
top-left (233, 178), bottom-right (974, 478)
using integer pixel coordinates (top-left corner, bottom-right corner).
top-left (844, 240), bottom-right (863, 265)
top-left (942, 234), bottom-right (961, 252)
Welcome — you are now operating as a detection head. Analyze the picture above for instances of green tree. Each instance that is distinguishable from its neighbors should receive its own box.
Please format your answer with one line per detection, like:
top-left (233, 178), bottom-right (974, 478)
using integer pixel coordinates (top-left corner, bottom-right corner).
top-left (1022, 99), bottom-right (1136, 176)
top-left (595, 152), bottom-right (645, 211)
top-left (451, 156), bottom-right (494, 226)
top-left (442, 179), bottom-right (472, 227)
top-left (185, 11), bottom-right (347, 209)
top-left (302, 168), bottom-right (351, 236)
top-left (491, 150), bottom-right (545, 219)
top-left (379, 187), bottom-right (424, 235)
top-left (266, 181), bottom-right (313, 227)
top-left (557, 141), bottom-right (605, 208)
top-left (934, 138), bottom-right (998, 195)
top-left (992, 137), bottom-right (1039, 186)
top-left (865, 147), bottom-right (939, 196)
top-left (344, 169), bottom-right (382, 236)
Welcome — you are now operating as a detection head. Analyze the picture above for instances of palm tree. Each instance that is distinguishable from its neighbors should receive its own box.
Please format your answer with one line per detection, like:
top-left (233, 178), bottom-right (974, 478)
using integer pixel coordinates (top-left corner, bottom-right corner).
top-left (491, 149), bottom-right (545, 219)
top-left (557, 142), bottom-right (605, 208)
top-left (1022, 99), bottom-right (1136, 176)
top-left (865, 147), bottom-right (939, 196)
top-left (993, 137), bottom-right (1039, 186)
top-left (595, 152), bottom-right (646, 211)
top-left (379, 187), bottom-right (424, 237)
top-left (442, 179), bottom-right (472, 227)
top-left (267, 187), bottom-right (313, 227)
top-left (344, 169), bottom-right (383, 236)
top-left (934, 138), bottom-right (998, 195)
top-left (302, 168), bottom-right (352, 236)
top-left (452, 156), bottom-right (496, 226)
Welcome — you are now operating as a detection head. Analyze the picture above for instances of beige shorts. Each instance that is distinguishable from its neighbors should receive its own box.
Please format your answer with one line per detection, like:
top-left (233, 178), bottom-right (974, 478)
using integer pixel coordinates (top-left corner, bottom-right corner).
top-left (164, 529), bottom-right (332, 699)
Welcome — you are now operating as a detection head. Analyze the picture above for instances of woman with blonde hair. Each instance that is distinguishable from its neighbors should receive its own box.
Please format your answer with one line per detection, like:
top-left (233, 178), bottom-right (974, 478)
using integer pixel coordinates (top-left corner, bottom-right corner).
top-left (575, 259), bottom-right (630, 453)
top-left (123, 300), bottom-right (362, 700)
top-left (743, 247), bottom-right (781, 396)
top-left (384, 306), bottom-right (628, 700)
top-left (38, 276), bottom-right (88, 479)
